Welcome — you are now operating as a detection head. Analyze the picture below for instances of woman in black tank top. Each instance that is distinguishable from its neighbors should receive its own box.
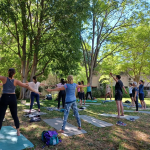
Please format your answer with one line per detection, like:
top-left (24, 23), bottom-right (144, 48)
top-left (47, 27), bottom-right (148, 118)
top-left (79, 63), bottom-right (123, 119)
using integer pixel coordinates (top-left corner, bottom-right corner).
top-left (0, 68), bottom-right (41, 136)
top-left (110, 73), bottom-right (128, 118)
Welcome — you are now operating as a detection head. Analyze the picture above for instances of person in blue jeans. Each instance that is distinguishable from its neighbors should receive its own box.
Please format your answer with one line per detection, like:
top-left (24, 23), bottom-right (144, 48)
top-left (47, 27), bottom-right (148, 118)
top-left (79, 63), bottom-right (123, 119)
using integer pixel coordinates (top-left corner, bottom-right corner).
top-left (28, 76), bottom-right (46, 113)
top-left (139, 80), bottom-right (146, 109)
top-left (47, 75), bottom-right (89, 133)
top-left (132, 82), bottom-right (139, 112)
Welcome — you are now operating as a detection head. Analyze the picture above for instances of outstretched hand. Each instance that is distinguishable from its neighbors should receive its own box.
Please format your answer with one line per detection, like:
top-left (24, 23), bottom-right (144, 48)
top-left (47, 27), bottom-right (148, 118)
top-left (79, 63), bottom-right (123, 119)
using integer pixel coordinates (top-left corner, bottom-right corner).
top-left (46, 89), bottom-right (51, 92)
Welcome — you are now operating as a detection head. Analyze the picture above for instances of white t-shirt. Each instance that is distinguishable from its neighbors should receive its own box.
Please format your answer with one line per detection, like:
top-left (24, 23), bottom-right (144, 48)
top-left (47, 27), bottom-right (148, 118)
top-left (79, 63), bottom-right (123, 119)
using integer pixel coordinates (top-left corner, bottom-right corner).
top-left (129, 87), bottom-right (133, 94)
top-left (106, 87), bottom-right (111, 93)
top-left (57, 83), bottom-right (66, 88)
top-left (28, 82), bottom-right (40, 92)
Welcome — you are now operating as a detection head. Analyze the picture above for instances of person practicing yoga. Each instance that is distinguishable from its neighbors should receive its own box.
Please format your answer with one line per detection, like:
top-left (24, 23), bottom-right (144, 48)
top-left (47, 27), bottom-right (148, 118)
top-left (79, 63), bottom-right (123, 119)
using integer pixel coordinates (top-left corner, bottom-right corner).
top-left (0, 68), bottom-right (40, 136)
top-left (129, 83), bottom-right (134, 107)
top-left (56, 79), bottom-right (66, 110)
top-left (86, 85), bottom-right (93, 100)
top-left (110, 73), bottom-right (128, 118)
top-left (105, 85), bottom-right (111, 101)
top-left (77, 82), bottom-right (81, 104)
top-left (132, 82), bottom-right (139, 112)
top-left (139, 80), bottom-right (146, 109)
top-left (46, 75), bottom-right (89, 133)
top-left (80, 81), bottom-right (86, 106)
top-left (27, 76), bottom-right (46, 114)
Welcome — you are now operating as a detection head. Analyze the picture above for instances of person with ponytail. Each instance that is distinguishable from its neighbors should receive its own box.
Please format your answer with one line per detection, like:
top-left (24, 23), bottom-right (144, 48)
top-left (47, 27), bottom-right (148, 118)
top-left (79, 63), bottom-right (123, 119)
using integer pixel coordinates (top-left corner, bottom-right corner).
top-left (0, 68), bottom-right (41, 136)
top-left (46, 75), bottom-right (89, 133)
top-left (27, 76), bottom-right (46, 114)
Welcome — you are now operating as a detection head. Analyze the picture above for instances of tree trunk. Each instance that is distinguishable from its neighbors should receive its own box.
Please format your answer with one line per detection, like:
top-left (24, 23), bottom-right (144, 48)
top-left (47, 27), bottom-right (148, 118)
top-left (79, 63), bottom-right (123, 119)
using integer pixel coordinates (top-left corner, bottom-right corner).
top-left (134, 75), bottom-right (140, 83)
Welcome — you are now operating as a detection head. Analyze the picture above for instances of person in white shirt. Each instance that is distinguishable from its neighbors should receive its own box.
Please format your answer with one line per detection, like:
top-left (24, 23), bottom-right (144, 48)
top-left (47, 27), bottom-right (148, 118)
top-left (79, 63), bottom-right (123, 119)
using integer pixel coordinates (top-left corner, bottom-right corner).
top-left (28, 76), bottom-right (45, 113)
top-left (129, 83), bottom-right (134, 107)
top-left (105, 85), bottom-right (111, 101)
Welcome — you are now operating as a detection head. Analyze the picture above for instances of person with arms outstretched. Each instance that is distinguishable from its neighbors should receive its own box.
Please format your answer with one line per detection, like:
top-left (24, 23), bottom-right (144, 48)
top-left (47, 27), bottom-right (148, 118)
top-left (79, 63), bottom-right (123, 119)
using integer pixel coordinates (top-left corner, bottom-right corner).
top-left (47, 75), bottom-right (89, 133)
top-left (0, 68), bottom-right (40, 136)
top-left (27, 76), bottom-right (46, 114)
top-left (110, 73), bottom-right (128, 118)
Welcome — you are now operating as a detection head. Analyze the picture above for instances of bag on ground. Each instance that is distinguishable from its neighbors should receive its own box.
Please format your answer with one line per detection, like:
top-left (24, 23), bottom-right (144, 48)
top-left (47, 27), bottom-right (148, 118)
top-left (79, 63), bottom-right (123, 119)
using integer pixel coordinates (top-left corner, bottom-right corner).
top-left (42, 131), bottom-right (61, 146)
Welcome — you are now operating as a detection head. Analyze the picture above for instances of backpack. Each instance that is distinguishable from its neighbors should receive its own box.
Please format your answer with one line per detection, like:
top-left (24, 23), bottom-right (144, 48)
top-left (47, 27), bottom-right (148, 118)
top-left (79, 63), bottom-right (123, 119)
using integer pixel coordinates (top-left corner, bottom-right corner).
top-left (42, 131), bottom-right (61, 147)
top-left (46, 94), bottom-right (52, 100)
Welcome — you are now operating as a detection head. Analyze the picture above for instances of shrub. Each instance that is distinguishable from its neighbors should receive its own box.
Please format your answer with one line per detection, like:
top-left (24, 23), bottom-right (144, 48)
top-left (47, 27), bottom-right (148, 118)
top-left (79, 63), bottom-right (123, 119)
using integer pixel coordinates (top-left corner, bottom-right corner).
top-left (144, 90), bottom-right (148, 98)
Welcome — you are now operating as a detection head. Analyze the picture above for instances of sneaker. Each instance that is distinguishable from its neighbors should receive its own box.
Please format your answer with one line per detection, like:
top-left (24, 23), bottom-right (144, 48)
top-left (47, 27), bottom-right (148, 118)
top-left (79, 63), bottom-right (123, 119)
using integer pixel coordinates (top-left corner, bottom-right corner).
top-left (116, 121), bottom-right (127, 126)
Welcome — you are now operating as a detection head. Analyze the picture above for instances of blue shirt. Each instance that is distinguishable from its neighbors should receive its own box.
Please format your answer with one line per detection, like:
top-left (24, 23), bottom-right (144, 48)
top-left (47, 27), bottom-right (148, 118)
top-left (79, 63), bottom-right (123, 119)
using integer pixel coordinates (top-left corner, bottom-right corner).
top-left (87, 86), bottom-right (91, 92)
top-left (64, 83), bottom-right (77, 103)
top-left (139, 84), bottom-right (144, 94)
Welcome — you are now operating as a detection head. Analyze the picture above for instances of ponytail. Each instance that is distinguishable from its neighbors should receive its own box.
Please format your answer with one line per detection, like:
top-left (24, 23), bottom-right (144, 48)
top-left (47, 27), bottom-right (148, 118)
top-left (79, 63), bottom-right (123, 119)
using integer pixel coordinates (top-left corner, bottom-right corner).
top-left (33, 76), bottom-right (37, 83)
top-left (8, 68), bottom-right (15, 79)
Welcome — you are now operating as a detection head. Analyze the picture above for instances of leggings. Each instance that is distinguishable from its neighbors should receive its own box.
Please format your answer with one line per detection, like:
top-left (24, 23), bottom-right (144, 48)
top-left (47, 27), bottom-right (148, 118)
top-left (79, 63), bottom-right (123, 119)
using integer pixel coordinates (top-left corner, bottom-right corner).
top-left (30, 92), bottom-right (40, 110)
top-left (58, 90), bottom-right (66, 109)
top-left (86, 91), bottom-right (92, 100)
top-left (0, 94), bottom-right (19, 129)
top-left (135, 96), bottom-right (138, 111)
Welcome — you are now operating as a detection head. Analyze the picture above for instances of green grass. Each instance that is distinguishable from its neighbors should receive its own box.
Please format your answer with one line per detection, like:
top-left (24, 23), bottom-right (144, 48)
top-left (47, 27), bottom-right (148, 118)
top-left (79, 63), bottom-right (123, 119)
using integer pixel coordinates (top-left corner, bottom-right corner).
top-left (3, 98), bottom-right (150, 150)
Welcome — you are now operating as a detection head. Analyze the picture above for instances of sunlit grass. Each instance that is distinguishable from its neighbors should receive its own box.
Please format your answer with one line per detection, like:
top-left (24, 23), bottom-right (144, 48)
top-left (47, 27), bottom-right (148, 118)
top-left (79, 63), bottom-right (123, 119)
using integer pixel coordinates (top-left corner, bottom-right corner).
top-left (2, 97), bottom-right (150, 150)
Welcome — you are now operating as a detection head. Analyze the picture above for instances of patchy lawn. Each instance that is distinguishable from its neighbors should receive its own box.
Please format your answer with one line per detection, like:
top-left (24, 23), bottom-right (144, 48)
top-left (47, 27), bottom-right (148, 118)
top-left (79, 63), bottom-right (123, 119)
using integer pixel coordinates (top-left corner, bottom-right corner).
top-left (2, 98), bottom-right (150, 150)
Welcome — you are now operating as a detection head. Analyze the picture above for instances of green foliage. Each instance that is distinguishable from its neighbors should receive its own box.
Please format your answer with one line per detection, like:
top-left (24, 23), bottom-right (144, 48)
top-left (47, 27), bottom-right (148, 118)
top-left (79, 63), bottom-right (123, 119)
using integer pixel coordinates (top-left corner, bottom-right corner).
top-left (144, 90), bottom-right (148, 98)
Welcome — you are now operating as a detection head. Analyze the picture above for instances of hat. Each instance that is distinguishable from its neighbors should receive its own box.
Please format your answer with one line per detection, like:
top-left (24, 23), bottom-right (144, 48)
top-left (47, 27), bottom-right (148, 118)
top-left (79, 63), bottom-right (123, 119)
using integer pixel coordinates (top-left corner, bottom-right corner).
top-left (133, 82), bottom-right (137, 86)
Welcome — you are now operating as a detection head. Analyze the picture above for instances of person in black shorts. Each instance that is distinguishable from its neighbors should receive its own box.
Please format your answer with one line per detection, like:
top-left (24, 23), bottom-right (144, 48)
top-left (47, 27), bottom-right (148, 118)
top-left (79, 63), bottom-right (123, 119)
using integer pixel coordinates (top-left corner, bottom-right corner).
top-left (110, 73), bottom-right (128, 118)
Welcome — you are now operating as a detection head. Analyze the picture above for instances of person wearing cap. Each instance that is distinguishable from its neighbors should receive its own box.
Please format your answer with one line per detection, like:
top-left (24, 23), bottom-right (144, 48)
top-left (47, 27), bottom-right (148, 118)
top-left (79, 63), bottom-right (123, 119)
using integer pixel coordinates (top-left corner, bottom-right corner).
top-left (139, 80), bottom-right (146, 109)
top-left (132, 82), bottom-right (139, 112)
top-left (110, 73), bottom-right (128, 118)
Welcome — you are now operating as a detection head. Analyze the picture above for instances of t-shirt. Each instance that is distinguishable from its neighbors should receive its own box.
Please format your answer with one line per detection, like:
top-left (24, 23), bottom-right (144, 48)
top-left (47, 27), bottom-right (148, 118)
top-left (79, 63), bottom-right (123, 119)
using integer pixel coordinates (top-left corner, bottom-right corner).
top-left (139, 84), bottom-right (144, 94)
top-left (115, 80), bottom-right (123, 93)
top-left (57, 83), bottom-right (66, 88)
top-left (106, 86), bottom-right (111, 93)
top-left (28, 82), bottom-right (40, 92)
top-left (64, 83), bottom-right (78, 103)
top-left (132, 87), bottom-right (138, 97)
top-left (129, 87), bottom-right (133, 94)
top-left (87, 86), bottom-right (91, 92)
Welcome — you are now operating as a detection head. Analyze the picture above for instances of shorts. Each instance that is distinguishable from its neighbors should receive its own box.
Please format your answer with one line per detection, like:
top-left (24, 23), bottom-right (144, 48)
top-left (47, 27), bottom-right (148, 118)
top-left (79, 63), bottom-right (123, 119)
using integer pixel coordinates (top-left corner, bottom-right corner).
top-left (129, 93), bottom-right (133, 98)
top-left (115, 90), bottom-right (123, 101)
top-left (80, 92), bottom-right (85, 100)
top-left (139, 93), bottom-right (144, 100)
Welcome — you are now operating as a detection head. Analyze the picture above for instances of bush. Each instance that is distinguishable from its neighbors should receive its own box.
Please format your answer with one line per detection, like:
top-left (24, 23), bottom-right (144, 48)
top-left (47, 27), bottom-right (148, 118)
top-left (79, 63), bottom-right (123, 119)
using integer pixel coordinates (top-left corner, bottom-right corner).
top-left (144, 90), bottom-right (148, 98)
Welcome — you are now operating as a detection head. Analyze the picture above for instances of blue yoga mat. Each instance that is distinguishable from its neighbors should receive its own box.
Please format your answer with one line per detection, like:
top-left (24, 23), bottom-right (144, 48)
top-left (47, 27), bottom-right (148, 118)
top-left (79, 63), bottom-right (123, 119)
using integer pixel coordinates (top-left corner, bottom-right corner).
top-left (0, 126), bottom-right (34, 150)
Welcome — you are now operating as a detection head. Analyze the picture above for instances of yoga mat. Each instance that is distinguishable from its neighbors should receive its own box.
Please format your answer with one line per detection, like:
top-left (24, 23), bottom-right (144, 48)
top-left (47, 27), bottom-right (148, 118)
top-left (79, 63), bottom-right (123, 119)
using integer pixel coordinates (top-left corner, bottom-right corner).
top-left (43, 118), bottom-right (87, 136)
top-left (84, 103), bottom-right (101, 105)
top-left (0, 126), bottom-right (34, 150)
top-left (77, 100), bottom-right (97, 102)
top-left (102, 100), bottom-right (114, 103)
top-left (131, 108), bottom-right (150, 110)
top-left (99, 113), bottom-right (140, 120)
top-left (79, 115), bottom-right (113, 127)
top-left (124, 110), bottom-right (150, 114)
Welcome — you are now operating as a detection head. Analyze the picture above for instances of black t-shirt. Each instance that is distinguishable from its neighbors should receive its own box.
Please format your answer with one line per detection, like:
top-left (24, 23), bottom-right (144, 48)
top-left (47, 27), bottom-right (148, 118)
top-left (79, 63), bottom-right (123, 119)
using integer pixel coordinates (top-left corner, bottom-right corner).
top-left (115, 80), bottom-right (123, 93)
